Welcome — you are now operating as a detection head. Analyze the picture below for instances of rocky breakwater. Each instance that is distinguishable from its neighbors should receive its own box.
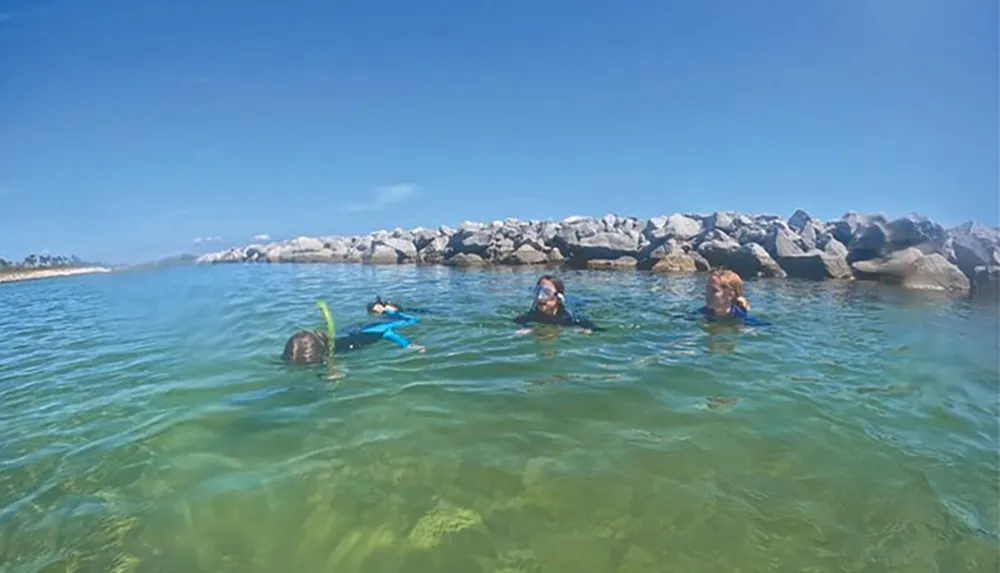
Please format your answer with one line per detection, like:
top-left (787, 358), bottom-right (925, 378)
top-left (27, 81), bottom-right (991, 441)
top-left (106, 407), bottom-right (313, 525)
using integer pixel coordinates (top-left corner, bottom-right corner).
top-left (197, 211), bottom-right (1000, 298)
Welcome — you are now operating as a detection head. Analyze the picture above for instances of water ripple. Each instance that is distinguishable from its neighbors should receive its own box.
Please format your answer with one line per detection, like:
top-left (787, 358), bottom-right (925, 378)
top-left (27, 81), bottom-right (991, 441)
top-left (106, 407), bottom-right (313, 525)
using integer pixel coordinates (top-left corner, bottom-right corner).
top-left (0, 265), bottom-right (997, 572)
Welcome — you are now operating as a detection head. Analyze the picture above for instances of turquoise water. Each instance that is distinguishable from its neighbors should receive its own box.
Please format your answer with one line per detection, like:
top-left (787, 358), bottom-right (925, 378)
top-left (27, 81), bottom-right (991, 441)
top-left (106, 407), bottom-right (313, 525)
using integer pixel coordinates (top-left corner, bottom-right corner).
top-left (1, 264), bottom-right (997, 572)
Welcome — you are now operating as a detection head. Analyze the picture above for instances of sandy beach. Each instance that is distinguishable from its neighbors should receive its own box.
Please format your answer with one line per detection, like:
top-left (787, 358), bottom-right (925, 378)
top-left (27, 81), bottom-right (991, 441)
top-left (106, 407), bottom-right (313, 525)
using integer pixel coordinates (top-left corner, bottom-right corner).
top-left (0, 266), bottom-right (113, 284)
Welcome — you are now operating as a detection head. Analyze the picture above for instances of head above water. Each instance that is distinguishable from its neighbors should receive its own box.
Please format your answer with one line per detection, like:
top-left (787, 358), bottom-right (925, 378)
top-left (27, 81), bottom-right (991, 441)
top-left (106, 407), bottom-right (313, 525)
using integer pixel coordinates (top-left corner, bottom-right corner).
top-left (705, 269), bottom-right (751, 315)
top-left (533, 275), bottom-right (566, 315)
top-left (282, 330), bottom-right (329, 365)
top-left (366, 296), bottom-right (400, 315)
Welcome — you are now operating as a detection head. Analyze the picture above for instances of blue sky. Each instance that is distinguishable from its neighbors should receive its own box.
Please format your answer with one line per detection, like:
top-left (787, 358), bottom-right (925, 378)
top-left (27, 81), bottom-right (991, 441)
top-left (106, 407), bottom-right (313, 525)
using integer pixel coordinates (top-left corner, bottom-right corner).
top-left (1, 0), bottom-right (997, 264)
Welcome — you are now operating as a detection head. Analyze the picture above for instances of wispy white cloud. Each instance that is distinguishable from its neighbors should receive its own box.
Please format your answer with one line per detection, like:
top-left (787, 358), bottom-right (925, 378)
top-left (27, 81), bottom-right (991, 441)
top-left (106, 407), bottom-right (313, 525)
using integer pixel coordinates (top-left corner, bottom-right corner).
top-left (342, 183), bottom-right (419, 213)
top-left (193, 236), bottom-right (224, 244)
top-left (253, 233), bottom-right (271, 241)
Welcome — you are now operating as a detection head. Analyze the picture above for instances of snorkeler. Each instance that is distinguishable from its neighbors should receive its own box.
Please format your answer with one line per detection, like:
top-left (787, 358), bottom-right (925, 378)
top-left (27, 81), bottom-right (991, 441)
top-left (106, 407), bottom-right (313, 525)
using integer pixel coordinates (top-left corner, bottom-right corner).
top-left (513, 275), bottom-right (603, 334)
top-left (282, 298), bottom-right (425, 365)
top-left (698, 269), bottom-right (770, 326)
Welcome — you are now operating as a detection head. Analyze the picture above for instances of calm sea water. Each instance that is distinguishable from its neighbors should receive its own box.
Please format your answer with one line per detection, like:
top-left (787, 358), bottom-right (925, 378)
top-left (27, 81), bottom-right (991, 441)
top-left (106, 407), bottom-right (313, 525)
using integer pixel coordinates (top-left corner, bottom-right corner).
top-left (1, 264), bottom-right (997, 573)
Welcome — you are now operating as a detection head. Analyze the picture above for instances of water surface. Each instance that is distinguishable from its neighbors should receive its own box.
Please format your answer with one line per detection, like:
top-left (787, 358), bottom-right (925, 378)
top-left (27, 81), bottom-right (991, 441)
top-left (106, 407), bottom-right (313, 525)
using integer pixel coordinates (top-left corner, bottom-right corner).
top-left (1, 265), bottom-right (997, 572)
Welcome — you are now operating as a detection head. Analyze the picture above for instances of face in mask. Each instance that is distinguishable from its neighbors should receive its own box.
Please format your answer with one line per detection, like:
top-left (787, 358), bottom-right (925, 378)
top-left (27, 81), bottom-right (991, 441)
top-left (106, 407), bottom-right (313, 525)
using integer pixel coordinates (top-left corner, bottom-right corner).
top-left (532, 281), bottom-right (562, 314)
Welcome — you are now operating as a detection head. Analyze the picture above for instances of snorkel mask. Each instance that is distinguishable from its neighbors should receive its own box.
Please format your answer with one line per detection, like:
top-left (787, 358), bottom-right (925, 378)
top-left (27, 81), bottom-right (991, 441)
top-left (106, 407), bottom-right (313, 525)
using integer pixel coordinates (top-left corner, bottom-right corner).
top-left (533, 284), bottom-right (563, 304)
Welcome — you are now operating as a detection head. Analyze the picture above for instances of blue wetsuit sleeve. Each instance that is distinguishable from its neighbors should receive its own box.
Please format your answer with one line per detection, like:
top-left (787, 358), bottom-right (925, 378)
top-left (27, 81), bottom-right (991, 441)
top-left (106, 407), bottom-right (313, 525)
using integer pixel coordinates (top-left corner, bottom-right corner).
top-left (383, 309), bottom-right (420, 325)
top-left (513, 312), bottom-right (534, 326)
top-left (381, 328), bottom-right (410, 348)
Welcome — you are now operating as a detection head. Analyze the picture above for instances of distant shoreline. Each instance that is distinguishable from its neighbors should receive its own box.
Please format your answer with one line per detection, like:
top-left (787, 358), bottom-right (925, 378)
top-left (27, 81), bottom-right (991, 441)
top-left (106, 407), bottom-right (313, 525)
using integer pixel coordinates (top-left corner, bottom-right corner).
top-left (0, 266), bottom-right (113, 284)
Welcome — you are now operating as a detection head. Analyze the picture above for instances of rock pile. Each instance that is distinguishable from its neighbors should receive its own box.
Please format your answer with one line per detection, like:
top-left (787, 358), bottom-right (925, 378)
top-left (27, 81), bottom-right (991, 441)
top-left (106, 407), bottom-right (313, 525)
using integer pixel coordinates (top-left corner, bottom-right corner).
top-left (196, 210), bottom-right (1000, 297)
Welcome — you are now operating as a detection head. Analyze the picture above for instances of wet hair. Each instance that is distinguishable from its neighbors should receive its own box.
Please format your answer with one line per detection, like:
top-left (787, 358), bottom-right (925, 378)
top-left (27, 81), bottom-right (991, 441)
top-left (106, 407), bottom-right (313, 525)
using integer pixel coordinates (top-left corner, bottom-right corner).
top-left (281, 330), bottom-right (329, 365)
top-left (708, 269), bottom-right (751, 312)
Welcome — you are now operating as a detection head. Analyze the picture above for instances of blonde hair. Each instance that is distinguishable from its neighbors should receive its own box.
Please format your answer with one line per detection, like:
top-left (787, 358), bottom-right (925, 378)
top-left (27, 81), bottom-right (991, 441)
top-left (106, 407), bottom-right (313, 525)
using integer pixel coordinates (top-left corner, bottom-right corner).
top-left (709, 269), bottom-right (751, 312)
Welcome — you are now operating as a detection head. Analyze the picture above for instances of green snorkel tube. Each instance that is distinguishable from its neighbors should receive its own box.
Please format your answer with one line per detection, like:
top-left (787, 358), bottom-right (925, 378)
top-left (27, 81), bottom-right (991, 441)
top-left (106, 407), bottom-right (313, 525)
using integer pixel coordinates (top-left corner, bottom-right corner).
top-left (316, 300), bottom-right (336, 363)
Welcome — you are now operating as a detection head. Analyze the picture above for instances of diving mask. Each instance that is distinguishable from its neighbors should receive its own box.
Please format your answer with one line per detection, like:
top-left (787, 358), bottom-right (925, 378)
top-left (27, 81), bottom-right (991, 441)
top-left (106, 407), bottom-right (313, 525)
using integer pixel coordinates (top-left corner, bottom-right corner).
top-left (533, 284), bottom-right (562, 302)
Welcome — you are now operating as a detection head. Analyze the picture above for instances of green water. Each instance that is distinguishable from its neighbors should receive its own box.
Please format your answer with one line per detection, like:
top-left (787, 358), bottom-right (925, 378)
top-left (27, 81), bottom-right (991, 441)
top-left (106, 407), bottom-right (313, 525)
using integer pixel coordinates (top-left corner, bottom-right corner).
top-left (1, 265), bottom-right (997, 572)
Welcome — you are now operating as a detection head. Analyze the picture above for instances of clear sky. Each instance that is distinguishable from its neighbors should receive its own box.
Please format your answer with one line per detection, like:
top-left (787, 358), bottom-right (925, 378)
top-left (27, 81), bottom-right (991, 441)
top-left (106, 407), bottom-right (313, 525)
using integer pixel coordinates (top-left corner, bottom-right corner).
top-left (1, 0), bottom-right (997, 264)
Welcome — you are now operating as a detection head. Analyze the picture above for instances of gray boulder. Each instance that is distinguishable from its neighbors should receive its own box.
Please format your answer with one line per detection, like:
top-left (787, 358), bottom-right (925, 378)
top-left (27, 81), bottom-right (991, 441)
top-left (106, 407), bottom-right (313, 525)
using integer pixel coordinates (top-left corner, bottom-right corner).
top-left (377, 238), bottom-right (418, 262)
top-left (555, 226), bottom-right (640, 264)
top-left (778, 250), bottom-right (854, 280)
top-left (664, 214), bottom-right (703, 241)
top-left (820, 236), bottom-right (849, 259)
top-left (504, 244), bottom-right (548, 265)
top-left (586, 256), bottom-right (638, 270)
top-left (787, 209), bottom-right (812, 232)
top-left (971, 266), bottom-right (1000, 299)
top-left (950, 221), bottom-right (1000, 278)
top-left (448, 230), bottom-right (492, 257)
top-left (728, 243), bottom-right (787, 278)
top-left (363, 243), bottom-right (400, 264)
top-left (697, 235), bottom-right (741, 269)
top-left (852, 248), bottom-right (970, 294)
top-left (763, 228), bottom-right (806, 259)
top-left (444, 253), bottom-right (487, 267)
top-left (706, 211), bottom-right (738, 233)
top-left (417, 236), bottom-right (449, 264)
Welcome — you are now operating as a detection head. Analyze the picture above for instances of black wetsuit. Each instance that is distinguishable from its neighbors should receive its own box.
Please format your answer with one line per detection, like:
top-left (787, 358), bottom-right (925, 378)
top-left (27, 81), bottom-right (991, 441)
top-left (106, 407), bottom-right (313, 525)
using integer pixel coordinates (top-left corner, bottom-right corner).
top-left (512, 307), bottom-right (603, 331)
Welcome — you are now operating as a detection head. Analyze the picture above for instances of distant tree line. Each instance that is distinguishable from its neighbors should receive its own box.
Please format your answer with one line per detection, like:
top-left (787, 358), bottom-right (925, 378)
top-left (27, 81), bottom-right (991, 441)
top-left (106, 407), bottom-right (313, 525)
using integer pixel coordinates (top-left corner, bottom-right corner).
top-left (0, 254), bottom-right (92, 270)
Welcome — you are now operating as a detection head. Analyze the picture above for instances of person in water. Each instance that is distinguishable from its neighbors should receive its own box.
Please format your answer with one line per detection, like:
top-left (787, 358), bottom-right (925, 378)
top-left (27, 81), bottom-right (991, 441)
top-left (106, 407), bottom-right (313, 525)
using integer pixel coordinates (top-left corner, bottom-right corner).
top-left (699, 269), bottom-right (769, 326)
top-left (282, 297), bottom-right (425, 365)
top-left (513, 275), bottom-right (602, 334)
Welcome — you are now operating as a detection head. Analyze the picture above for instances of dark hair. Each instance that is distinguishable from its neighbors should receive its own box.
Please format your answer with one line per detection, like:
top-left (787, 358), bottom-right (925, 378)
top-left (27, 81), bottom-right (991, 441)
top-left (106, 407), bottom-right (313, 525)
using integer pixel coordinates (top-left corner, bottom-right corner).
top-left (536, 275), bottom-right (565, 295)
top-left (282, 330), bottom-right (329, 365)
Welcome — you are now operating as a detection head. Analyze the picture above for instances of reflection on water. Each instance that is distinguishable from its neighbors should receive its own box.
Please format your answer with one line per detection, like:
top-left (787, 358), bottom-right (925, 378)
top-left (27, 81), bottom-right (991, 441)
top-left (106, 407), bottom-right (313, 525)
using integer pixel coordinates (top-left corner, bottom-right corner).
top-left (0, 265), bottom-right (997, 572)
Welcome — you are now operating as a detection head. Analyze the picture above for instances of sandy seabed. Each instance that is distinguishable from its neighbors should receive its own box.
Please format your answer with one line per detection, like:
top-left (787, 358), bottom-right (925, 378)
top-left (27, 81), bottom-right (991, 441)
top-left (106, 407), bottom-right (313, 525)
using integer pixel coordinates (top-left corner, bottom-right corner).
top-left (0, 266), bottom-right (113, 284)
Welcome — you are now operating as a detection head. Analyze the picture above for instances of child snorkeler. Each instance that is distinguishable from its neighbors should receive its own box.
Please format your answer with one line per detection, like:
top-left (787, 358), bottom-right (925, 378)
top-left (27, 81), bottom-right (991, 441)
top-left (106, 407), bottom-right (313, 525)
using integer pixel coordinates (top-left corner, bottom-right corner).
top-left (282, 297), bottom-right (425, 365)
top-left (698, 269), bottom-right (770, 326)
top-left (513, 275), bottom-right (603, 335)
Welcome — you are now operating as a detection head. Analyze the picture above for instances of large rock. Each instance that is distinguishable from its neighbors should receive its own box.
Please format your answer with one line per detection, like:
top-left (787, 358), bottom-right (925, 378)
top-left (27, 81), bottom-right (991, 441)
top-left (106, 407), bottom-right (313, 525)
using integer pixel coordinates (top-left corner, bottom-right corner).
top-left (586, 256), bottom-right (638, 270)
top-left (363, 243), bottom-right (400, 264)
top-left (555, 226), bottom-right (640, 264)
top-left (664, 214), bottom-right (703, 240)
top-left (418, 236), bottom-right (449, 264)
top-left (851, 248), bottom-right (970, 294)
top-left (651, 253), bottom-right (698, 273)
top-left (375, 238), bottom-right (418, 262)
top-left (706, 211), bottom-right (738, 233)
top-left (841, 213), bottom-right (948, 264)
top-left (697, 234), bottom-right (741, 269)
top-left (444, 253), bottom-right (487, 267)
top-left (448, 230), bottom-right (492, 257)
top-left (970, 266), bottom-right (1000, 299)
top-left (504, 244), bottom-right (548, 265)
top-left (787, 209), bottom-right (813, 232)
top-left (762, 228), bottom-right (807, 259)
top-left (728, 243), bottom-right (787, 278)
top-left (949, 221), bottom-right (1000, 279)
top-left (778, 250), bottom-right (853, 280)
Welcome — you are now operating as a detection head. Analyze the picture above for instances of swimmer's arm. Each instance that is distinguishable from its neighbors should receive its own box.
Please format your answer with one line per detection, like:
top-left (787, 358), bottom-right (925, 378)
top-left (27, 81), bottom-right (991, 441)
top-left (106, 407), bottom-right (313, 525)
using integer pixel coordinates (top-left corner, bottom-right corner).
top-left (573, 316), bottom-right (603, 332)
top-left (381, 328), bottom-right (411, 348)
top-left (383, 309), bottom-right (420, 325)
